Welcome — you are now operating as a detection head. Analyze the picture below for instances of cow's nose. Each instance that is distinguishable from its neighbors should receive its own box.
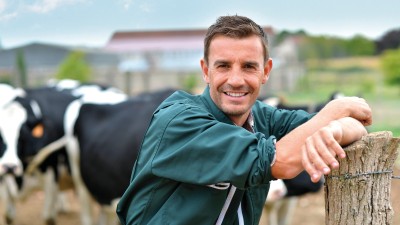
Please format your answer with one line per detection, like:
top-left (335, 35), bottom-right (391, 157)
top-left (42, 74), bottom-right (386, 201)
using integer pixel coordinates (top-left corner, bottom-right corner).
top-left (3, 165), bottom-right (17, 174)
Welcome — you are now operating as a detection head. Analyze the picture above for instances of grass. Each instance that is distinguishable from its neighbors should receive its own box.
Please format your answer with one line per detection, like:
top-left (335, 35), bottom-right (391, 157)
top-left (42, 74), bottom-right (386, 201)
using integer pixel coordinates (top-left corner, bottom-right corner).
top-left (275, 56), bottom-right (400, 137)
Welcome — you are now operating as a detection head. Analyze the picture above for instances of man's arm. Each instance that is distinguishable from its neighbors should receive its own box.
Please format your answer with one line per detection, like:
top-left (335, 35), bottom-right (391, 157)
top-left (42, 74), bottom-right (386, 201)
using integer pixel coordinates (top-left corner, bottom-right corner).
top-left (271, 97), bottom-right (371, 181)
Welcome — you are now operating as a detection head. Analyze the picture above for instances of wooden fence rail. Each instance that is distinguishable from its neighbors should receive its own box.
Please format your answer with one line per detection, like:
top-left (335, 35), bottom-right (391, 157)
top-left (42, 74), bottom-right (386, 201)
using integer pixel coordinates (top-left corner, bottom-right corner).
top-left (324, 131), bottom-right (400, 225)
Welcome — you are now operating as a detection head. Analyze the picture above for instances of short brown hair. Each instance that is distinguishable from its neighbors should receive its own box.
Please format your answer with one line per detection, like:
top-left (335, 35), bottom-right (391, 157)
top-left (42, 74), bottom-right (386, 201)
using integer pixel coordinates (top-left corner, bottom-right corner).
top-left (203, 15), bottom-right (269, 63)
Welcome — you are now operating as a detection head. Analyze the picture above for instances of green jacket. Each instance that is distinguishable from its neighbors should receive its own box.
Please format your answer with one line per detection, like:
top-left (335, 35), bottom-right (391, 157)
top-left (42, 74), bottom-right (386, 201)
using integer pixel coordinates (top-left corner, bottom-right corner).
top-left (117, 87), bottom-right (313, 225)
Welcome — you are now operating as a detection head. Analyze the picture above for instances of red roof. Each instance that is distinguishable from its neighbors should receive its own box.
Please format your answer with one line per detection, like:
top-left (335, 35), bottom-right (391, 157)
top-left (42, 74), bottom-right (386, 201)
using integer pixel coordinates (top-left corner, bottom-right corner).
top-left (104, 27), bottom-right (274, 53)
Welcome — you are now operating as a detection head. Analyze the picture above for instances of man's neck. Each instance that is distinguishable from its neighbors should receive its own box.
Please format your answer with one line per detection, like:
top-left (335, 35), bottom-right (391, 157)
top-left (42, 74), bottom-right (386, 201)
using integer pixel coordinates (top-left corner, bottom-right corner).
top-left (231, 112), bottom-right (254, 132)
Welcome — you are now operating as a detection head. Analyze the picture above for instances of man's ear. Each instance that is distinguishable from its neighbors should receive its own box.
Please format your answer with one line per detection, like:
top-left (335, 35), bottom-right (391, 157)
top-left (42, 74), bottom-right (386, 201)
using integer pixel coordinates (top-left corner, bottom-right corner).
top-left (200, 58), bottom-right (210, 84)
top-left (262, 58), bottom-right (273, 84)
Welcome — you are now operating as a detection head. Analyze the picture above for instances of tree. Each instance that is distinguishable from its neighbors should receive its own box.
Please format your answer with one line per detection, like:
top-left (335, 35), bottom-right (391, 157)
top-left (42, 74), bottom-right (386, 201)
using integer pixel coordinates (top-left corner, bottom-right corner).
top-left (55, 50), bottom-right (91, 82)
top-left (375, 28), bottom-right (400, 54)
top-left (346, 35), bottom-right (375, 56)
top-left (16, 49), bottom-right (28, 87)
top-left (380, 48), bottom-right (400, 90)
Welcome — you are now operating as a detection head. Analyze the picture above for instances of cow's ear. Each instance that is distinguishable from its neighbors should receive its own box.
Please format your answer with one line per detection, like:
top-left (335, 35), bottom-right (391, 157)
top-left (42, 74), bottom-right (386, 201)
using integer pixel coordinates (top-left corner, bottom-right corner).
top-left (32, 123), bottom-right (44, 138)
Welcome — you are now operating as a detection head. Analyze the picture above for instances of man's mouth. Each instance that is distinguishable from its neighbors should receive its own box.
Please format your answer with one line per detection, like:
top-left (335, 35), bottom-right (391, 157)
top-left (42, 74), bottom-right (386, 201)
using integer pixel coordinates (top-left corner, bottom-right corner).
top-left (225, 92), bottom-right (247, 97)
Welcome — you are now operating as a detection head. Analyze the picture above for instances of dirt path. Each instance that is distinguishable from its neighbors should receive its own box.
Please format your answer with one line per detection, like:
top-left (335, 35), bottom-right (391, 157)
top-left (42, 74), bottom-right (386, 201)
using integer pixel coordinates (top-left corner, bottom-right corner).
top-left (5, 166), bottom-right (400, 225)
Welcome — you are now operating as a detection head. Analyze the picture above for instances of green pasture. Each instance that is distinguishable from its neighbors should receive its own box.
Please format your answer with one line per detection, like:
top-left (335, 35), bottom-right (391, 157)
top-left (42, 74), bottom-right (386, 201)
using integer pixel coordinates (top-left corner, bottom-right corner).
top-left (274, 56), bottom-right (400, 138)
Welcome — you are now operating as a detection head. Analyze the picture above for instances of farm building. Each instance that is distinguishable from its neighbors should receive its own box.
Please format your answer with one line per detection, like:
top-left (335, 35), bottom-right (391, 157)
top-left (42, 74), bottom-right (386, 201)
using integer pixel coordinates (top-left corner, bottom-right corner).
top-left (0, 26), bottom-right (305, 95)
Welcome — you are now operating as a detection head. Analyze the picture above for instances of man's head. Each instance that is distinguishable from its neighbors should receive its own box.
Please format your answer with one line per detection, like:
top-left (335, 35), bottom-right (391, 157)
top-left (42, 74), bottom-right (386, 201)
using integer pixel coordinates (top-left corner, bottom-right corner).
top-left (203, 15), bottom-right (270, 64)
top-left (200, 15), bottom-right (273, 125)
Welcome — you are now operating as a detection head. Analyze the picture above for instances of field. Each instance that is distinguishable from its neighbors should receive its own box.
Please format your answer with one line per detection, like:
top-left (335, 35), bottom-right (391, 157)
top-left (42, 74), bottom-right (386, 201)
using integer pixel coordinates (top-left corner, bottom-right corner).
top-left (274, 56), bottom-right (400, 137)
top-left (3, 56), bottom-right (400, 224)
top-left (269, 56), bottom-right (400, 224)
top-left (7, 164), bottom-right (400, 225)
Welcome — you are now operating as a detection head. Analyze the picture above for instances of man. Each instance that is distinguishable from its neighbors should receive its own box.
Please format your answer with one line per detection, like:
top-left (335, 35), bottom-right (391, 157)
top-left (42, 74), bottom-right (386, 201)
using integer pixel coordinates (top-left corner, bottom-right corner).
top-left (117, 15), bottom-right (372, 225)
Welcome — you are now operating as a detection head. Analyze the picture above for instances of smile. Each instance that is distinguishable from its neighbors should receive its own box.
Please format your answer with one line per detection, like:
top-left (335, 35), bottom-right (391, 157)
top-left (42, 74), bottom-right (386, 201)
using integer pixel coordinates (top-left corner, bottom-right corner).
top-left (225, 92), bottom-right (247, 97)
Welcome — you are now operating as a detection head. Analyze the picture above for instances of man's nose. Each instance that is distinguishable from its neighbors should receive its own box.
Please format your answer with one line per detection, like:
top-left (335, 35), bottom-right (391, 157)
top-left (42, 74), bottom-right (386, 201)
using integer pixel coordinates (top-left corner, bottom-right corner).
top-left (227, 68), bottom-right (245, 87)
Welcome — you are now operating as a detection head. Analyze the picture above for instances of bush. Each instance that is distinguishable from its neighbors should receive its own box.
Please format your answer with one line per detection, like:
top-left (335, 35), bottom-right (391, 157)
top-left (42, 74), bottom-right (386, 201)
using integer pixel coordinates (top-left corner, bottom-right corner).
top-left (55, 51), bottom-right (92, 82)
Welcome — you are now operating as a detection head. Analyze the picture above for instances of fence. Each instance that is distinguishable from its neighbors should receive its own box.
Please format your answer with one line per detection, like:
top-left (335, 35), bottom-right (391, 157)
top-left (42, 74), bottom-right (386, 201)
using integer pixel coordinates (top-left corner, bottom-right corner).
top-left (324, 131), bottom-right (400, 225)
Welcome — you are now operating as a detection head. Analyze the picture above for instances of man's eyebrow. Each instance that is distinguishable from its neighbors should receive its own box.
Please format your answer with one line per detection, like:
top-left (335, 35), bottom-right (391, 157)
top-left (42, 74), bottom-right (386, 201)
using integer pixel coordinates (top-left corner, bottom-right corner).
top-left (244, 61), bottom-right (260, 67)
top-left (213, 60), bottom-right (230, 66)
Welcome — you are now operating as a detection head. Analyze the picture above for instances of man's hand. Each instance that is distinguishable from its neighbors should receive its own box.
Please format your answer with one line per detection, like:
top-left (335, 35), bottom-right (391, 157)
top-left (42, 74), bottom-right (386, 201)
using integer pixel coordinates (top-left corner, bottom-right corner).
top-left (319, 97), bottom-right (372, 126)
top-left (301, 117), bottom-right (368, 183)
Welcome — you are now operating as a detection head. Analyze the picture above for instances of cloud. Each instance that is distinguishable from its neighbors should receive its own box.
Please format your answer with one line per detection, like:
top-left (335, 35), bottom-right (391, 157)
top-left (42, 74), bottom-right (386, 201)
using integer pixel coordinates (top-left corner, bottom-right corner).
top-left (120, 0), bottom-right (133, 10)
top-left (26, 0), bottom-right (88, 13)
top-left (0, 0), bottom-right (18, 22)
top-left (118, 0), bottom-right (154, 12)
top-left (0, 0), bottom-right (89, 21)
top-left (139, 1), bottom-right (154, 13)
top-left (0, 0), bottom-right (5, 12)
top-left (0, 11), bottom-right (17, 21)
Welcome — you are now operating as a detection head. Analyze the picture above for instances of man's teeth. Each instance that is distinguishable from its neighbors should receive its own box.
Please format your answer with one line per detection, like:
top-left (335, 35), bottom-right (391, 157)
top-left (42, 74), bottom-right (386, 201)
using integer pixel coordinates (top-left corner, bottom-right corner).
top-left (226, 92), bottom-right (245, 97)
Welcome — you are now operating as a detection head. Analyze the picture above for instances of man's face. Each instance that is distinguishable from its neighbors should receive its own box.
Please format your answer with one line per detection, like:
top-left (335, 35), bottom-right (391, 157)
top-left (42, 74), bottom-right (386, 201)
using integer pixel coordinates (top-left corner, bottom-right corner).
top-left (201, 35), bottom-right (272, 124)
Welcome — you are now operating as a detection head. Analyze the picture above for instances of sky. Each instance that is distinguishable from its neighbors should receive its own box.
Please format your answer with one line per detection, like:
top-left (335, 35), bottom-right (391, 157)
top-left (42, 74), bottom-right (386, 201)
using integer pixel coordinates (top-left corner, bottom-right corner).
top-left (1, 0), bottom-right (399, 49)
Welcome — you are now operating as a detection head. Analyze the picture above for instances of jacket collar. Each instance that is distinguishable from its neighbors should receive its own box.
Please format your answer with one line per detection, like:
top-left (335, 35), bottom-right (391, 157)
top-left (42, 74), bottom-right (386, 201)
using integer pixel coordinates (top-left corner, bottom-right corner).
top-left (200, 86), bottom-right (254, 130)
top-left (200, 86), bottom-right (234, 125)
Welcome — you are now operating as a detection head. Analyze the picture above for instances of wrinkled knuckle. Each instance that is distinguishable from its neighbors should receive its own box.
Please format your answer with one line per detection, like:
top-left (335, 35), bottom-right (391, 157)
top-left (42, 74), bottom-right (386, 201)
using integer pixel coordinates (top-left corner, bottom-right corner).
top-left (325, 138), bottom-right (336, 147)
top-left (319, 127), bottom-right (331, 138)
top-left (305, 136), bottom-right (313, 145)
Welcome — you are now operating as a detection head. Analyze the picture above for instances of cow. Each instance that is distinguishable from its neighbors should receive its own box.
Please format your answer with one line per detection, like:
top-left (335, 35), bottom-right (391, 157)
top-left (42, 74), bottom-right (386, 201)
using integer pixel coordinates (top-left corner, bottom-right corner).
top-left (26, 88), bottom-right (176, 225)
top-left (260, 91), bottom-right (346, 114)
top-left (0, 81), bottom-right (127, 225)
top-left (0, 84), bottom-right (21, 225)
top-left (0, 86), bottom-right (80, 225)
top-left (259, 171), bottom-right (324, 225)
top-left (261, 95), bottom-right (310, 112)
top-left (61, 88), bottom-right (177, 225)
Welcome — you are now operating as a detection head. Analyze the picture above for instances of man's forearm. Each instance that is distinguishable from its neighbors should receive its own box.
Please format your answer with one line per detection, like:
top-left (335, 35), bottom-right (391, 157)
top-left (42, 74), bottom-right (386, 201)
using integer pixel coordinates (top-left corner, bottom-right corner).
top-left (272, 112), bottom-right (339, 179)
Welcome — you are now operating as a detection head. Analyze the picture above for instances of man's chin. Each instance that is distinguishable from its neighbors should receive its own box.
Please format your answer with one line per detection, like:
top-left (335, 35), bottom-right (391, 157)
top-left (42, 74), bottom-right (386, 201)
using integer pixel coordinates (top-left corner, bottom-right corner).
top-left (222, 105), bottom-right (248, 117)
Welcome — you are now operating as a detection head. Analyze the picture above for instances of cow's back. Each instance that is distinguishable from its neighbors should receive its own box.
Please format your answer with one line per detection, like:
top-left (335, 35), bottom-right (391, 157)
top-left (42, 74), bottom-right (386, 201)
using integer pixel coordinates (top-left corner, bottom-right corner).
top-left (75, 89), bottom-right (175, 205)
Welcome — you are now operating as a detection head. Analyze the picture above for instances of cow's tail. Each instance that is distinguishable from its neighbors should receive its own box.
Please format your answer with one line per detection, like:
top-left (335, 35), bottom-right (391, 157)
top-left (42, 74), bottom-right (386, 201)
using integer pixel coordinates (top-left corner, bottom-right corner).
top-left (26, 136), bottom-right (68, 175)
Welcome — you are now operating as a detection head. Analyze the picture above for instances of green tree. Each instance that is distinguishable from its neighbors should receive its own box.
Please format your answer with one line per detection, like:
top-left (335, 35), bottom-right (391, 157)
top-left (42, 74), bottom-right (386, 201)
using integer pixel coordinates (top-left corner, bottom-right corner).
top-left (55, 50), bottom-right (91, 82)
top-left (16, 49), bottom-right (28, 87)
top-left (380, 48), bottom-right (400, 90)
top-left (181, 73), bottom-right (199, 93)
top-left (346, 35), bottom-right (375, 56)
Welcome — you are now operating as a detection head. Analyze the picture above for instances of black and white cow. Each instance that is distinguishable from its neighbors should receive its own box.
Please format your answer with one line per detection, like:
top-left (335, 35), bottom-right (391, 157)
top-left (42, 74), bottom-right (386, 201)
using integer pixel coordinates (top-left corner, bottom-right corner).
top-left (0, 84), bottom-right (25, 225)
top-left (0, 86), bottom-right (80, 225)
top-left (260, 91), bottom-right (345, 114)
top-left (59, 88), bottom-right (177, 225)
top-left (0, 81), bottom-right (127, 225)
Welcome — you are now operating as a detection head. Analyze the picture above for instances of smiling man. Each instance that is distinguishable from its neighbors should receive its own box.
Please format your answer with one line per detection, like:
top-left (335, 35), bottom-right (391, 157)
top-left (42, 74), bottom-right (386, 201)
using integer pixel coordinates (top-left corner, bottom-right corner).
top-left (117, 15), bottom-right (372, 225)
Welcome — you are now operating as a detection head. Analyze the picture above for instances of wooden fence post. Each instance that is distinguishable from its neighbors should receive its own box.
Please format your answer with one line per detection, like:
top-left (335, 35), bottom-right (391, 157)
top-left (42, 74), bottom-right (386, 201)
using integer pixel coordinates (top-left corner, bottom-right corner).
top-left (324, 131), bottom-right (400, 225)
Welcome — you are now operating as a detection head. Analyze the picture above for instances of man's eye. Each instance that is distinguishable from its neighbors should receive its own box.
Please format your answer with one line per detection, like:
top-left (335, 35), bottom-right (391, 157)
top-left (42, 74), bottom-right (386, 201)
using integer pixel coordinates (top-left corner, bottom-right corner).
top-left (244, 64), bottom-right (256, 69)
top-left (217, 64), bottom-right (229, 69)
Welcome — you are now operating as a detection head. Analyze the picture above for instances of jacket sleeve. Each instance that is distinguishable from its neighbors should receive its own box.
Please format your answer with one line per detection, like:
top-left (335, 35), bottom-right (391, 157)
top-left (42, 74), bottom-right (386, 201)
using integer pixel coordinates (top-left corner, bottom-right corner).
top-left (149, 103), bottom-right (276, 189)
top-left (253, 102), bottom-right (315, 141)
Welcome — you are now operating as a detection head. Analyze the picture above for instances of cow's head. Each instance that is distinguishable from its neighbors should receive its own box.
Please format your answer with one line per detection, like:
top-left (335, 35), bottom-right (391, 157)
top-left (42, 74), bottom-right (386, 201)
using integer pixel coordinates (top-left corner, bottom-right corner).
top-left (0, 96), bottom-right (45, 176)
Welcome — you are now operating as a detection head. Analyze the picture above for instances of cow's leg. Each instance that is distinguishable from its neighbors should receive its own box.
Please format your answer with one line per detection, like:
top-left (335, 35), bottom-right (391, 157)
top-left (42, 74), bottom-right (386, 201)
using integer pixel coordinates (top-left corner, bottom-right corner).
top-left (110, 198), bottom-right (121, 225)
top-left (259, 201), bottom-right (279, 225)
top-left (97, 199), bottom-right (120, 225)
top-left (3, 175), bottom-right (18, 225)
top-left (277, 197), bottom-right (298, 225)
top-left (56, 191), bottom-right (71, 214)
top-left (42, 168), bottom-right (59, 225)
top-left (268, 200), bottom-right (282, 225)
top-left (258, 203), bottom-right (270, 225)
top-left (55, 159), bottom-right (73, 214)
top-left (0, 180), bottom-right (16, 225)
top-left (67, 136), bottom-right (94, 225)
top-left (18, 172), bottom-right (42, 201)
